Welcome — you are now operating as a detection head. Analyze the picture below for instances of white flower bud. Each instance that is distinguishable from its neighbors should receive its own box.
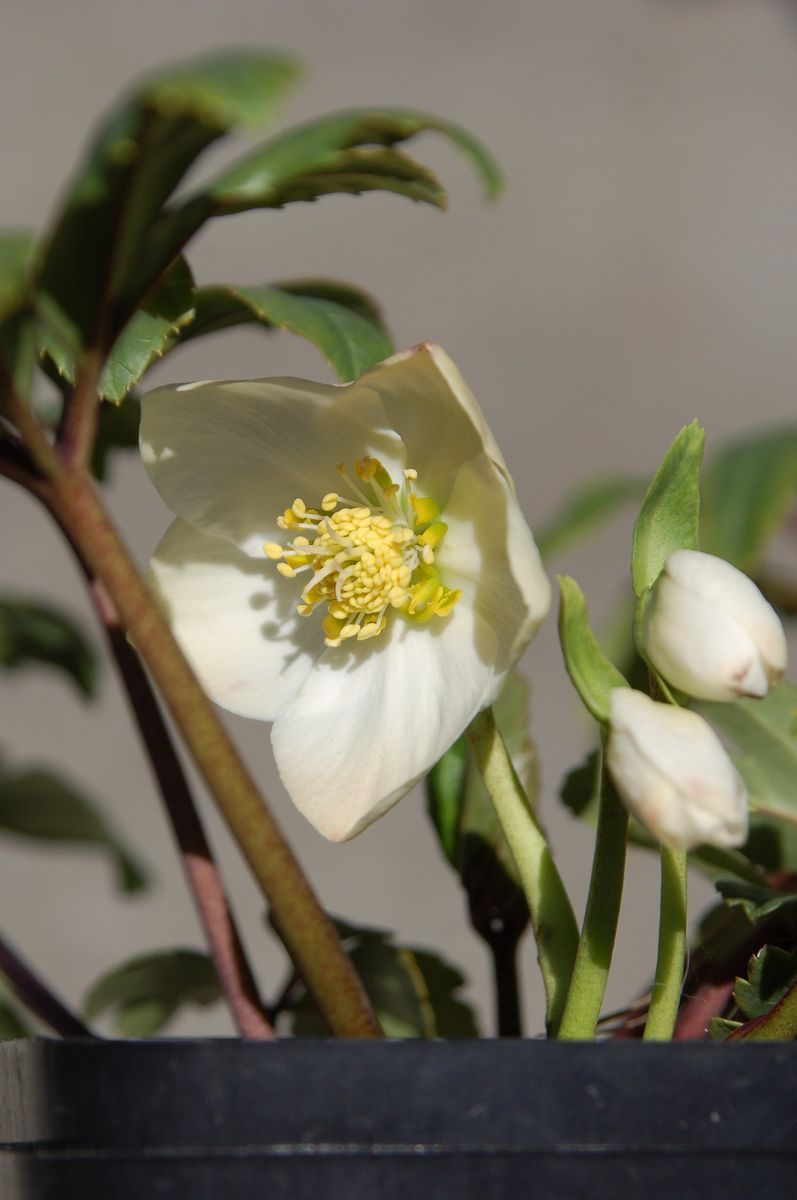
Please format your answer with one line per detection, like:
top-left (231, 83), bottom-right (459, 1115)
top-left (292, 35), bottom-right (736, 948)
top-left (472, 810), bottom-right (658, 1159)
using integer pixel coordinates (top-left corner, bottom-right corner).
top-left (606, 689), bottom-right (748, 850)
top-left (641, 549), bottom-right (787, 702)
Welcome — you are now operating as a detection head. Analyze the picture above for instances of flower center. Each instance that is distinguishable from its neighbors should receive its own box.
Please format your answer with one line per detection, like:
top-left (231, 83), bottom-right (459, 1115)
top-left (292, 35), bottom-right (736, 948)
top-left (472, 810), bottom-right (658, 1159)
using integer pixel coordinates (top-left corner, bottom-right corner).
top-left (263, 457), bottom-right (461, 647)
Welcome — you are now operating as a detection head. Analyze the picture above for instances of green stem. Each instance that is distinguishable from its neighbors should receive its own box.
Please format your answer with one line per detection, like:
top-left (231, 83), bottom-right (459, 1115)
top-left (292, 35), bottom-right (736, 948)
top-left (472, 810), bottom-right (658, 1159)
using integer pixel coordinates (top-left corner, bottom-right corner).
top-left (467, 708), bottom-right (579, 1036)
top-left (643, 846), bottom-right (687, 1041)
top-left (558, 745), bottom-right (628, 1040)
top-left (48, 467), bottom-right (381, 1039)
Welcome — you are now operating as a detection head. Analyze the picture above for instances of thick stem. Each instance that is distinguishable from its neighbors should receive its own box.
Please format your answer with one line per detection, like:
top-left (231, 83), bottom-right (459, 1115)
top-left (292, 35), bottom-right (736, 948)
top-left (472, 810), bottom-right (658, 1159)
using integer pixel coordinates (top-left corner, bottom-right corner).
top-left (467, 708), bottom-right (579, 1036)
top-left (558, 748), bottom-right (628, 1040)
top-left (87, 576), bottom-right (273, 1039)
top-left (643, 846), bottom-right (687, 1041)
top-left (0, 930), bottom-right (94, 1038)
top-left (48, 468), bottom-right (381, 1038)
top-left (56, 353), bottom-right (103, 470)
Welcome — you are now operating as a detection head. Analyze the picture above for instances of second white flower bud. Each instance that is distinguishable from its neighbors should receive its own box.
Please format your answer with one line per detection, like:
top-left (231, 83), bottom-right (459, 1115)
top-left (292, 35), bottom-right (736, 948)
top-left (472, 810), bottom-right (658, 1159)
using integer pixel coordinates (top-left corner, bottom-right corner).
top-left (641, 549), bottom-right (787, 702)
top-left (606, 689), bottom-right (748, 851)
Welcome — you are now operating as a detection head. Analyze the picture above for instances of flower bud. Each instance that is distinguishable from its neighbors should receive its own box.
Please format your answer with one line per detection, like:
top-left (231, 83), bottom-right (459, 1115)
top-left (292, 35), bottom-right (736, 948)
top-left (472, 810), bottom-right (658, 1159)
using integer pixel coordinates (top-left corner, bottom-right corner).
top-left (641, 549), bottom-right (787, 702)
top-left (606, 689), bottom-right (748, 850)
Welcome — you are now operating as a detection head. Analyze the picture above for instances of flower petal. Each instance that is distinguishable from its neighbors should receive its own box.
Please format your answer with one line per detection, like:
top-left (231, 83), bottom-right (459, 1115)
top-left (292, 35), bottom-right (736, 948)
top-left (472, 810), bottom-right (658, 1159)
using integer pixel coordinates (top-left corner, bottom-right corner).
top-left (271, 603), bottom-right (499, 841)
top-left (438, 452), bottom-right (551, 668)
top-left (354, 343), bottom-right (510, 507)
top-left (148, 519), bottom-right (322, 719)
top-left (140, 377), bottom-right (403, 555)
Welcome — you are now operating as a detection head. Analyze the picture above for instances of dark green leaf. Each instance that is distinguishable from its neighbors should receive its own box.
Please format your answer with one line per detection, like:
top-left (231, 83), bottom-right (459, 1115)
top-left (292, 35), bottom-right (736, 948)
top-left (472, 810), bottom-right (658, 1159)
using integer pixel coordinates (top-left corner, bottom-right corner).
top-left (127, 107), bottom-right (502, 307)
top-left (631, 421), bottom-right (704, 598)
top-left (91, 396), bottom-right (142, 482)
top-left (207, 108), bottom-right (501, 207)
top-left (41, 257), bottom-right (195, 404)
top-left (0, 995), bottom-right (31, 1040)
top-left (558, 576), bottom-right (628, 723)
top-left (734, 945), bottom-right (797, 1020)
top-left (427, 673), bottom-right (533, 940)
top-left (714, 877), bottom-right (797, 922)
top-left (0, 765), bottom-right (148, 893)
top-left (182, 281), bottom-right (393, 381)
top-left (0, 231), bottom-right (34, 324)
top-left (84, 949), bottom-right (220, 1036)
top-left (271, 278), bottom-right (390, 332)
top-left (701, 427), bottom-right (797, 573)
top-left (696, 682), bottom-right (797, 827)
top-left (536, 475), bottom-right (643, 560)
top-left (0, 596), bottom-right (97, 696)
top-left (36, 50), bottom-right (299, 351)
top-left (282, 918), bottom-right (478, 1039)
top-left (560, 750), bottom-right (602, 823)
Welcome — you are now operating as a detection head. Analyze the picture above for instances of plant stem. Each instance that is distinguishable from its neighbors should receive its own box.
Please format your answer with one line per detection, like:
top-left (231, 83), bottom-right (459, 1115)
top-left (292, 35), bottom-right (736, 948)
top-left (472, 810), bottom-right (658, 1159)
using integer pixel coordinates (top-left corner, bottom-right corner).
top-left (47, 467), bottom-right (381, 1038)
top-left (643, 846), bottom-right (687, 1041)
top-left (558, 747), bottom-right (628, 1040)
top-left (467, 708), bottom-right (579, 1036)
top-left (86, 575), bottom-right (273, 1039)
top-left (487, 929), bottom-right (523, 1037)
top-left (0, 930), bottom-right (94, 1037)
top-left (56, 353), bottom-right (103, 470)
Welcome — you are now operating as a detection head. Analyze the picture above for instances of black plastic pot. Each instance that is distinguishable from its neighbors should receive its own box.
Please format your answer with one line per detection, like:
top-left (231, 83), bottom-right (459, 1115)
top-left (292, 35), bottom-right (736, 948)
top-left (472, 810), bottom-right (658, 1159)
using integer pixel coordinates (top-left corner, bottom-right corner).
top-left (1, 1038), bottom-right (796, 1198)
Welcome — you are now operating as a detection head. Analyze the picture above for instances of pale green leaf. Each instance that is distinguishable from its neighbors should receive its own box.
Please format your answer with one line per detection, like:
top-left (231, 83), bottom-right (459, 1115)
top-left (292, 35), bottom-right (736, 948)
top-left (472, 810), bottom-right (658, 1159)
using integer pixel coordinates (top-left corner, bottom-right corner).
top-left (557, 575), bottom-right (628, 723)
top-left (631, 421), bottom-right (704, 597)
top-left (536, 475), bottom-right (643, 560)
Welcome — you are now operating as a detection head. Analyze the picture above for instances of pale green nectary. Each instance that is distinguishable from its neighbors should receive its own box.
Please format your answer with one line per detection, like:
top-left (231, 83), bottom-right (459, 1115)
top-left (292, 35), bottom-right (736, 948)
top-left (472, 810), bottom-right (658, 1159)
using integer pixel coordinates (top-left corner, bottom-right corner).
top-left (606, 688), bottom-right (748, 851)
top-left (140, 344), bottom-right (550, 841)
top-left (641, 549), bottom-right (787, 702)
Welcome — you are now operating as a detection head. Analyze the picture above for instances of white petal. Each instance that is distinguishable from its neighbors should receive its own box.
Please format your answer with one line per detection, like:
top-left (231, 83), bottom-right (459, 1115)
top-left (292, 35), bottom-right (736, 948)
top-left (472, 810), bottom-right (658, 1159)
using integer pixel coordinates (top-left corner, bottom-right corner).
top-left (437, 452), bottom-right (551, 671)
top-left (141, 377), bottom-right (403, 555)
top-left (354, 343), bottom-right (510, 507)
top-left (271, 603), bottom-right (499, 841)
top-left (664, 550), bottom-right (787, 683)
top-left (148, 519), bottom-right (322, 719)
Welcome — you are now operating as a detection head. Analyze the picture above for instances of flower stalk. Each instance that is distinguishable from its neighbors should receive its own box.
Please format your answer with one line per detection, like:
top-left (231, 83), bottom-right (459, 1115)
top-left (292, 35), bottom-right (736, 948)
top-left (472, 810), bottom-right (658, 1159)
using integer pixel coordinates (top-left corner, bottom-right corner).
top-left (467, 707), bottom-right (579, 1035)
top-left (643, 846), bottom-right (687, 1041)
top-left (557, 744), bottom-right (628, 1040)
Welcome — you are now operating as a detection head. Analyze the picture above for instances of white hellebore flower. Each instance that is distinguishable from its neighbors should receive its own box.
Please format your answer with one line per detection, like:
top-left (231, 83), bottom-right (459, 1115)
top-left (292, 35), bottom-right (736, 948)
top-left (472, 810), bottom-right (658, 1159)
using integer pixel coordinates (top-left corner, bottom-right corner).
top-left (140, 344), bottom-right (550, 841)
top-left (606, 689), bottom-right (748, 851)
top-left (641, 549), bottom-right (787, 702)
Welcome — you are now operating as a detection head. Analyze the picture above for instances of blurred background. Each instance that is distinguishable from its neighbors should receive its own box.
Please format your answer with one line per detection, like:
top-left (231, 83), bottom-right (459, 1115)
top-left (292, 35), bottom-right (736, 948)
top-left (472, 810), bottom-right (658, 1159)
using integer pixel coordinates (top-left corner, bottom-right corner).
top-left (3, 0), bottom-right (797, 1035)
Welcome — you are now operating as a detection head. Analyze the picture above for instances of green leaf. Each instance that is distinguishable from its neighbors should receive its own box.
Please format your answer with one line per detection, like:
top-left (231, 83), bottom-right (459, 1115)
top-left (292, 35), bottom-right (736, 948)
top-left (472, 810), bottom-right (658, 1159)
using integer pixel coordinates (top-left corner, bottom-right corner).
top-left (36, 50), bottom-right (299, 351)
top-left (127, 107), bottom-right (502, 308)
top-left (696, 682), bottom-right (797, 827)
top-left (0, 596), bottom-right (97, 696)
top-left (708, 1016), bottom-right (742, 1040)
top-left (90, 397), bottom-right (142, 482)
top-left (0, 995), bottom-right (31, 1040)
top-left (557, 576), bottom-right (628, 723)
top-left (41, 256), bottom-right (195, 404)
top-left (0, 231), bottom-right (34, 324)
top-left (713, 876), bottom-right (797, 923)
top-left (285, 919), bottom-right (478, 1039)
top-left (734, 945), bottom-right (797, 1020)
top-left (0, 764), bottom-right (148, 893)
top-left (727, 979), bottom-right (797, 1041)
top-left (181, 281), bottom-right (393, 381)
top-left (427, 673), bottom-right (533, 940)
top-left (535, 475), bottom-right (643, 560)
top-left (631, 421), bottom-right (704, 598)
top-left (701, 427), bottom-right (797, 573)
top-left (84, 949), bottom-right (220, 1036)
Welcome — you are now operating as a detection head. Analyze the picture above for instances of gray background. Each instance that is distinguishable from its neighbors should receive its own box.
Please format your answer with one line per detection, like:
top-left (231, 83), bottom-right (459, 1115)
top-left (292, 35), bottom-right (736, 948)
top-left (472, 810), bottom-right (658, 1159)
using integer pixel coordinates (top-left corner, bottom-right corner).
top-left (2, 0), bottom-right (796, 1035)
